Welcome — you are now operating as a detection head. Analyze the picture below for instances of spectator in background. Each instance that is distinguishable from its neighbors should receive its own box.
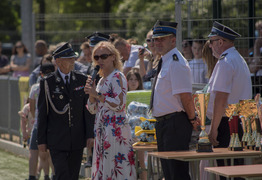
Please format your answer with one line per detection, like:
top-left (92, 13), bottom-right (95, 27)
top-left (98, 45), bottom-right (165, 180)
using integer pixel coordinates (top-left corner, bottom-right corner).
top-left (127, 38), bottom-right (138, 45)
top-left (138, 30), bottom-right (161, 83)
top-left (10, 41), bottom-right (31, 77)
top-left (198, 40), bottom-right (219, 180)
top-left (34, 40), bottom-right (48, 68)
top-left (29, 53), bottom-right (55, 87)
top-left (0, 42), bottom-right (10, 75)
top-left (18, 98), bottom-right (34, 148)
top-left (189, 38), bottom-right (208, 84)
top-left (77, 41), bottom-right (93, 75)
top-left (126, 69), bottom-right (143, 91)
top-left (126, 69), bottom-right (146, 179)
top-left (113, 37), bottom-right (144, 75)
top-left (182, 38), bottom-right (194, 61)
top-left (249, 20), bottom-right (262, 75)
top-left (77, 42), bottom-right (92, 66)
top-left (28, 63), bottom-right (55, 180)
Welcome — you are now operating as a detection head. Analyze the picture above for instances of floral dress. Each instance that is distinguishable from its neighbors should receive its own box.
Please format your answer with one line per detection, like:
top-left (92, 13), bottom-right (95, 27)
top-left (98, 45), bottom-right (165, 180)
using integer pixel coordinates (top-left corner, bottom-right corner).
top-left (88, 69), bottom-right (136, 180)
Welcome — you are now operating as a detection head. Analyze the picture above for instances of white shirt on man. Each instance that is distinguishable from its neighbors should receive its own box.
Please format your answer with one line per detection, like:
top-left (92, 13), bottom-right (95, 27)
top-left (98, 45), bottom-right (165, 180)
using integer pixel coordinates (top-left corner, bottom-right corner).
top-left (206, 47), bottom-right (252, 119)
top-left (123, 44), bottom-right (144, 68)
top-left (152, 47), bottom-right (192, 117)
top-left (189, 58), bottom-right (208, 84)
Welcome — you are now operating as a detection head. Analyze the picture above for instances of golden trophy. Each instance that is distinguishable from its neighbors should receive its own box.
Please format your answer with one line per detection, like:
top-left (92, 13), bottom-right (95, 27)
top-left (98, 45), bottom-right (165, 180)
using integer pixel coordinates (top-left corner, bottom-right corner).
top-left (193, 93), bottom-right (213, 152)
top-left (254, 94), bottom-right (262, 151)
top-left (225, 104), bottom-right (243, 151)
top-left (239, 100), bottom-right (249, 147)
top-left (239, 99), bottom-right (257, 150)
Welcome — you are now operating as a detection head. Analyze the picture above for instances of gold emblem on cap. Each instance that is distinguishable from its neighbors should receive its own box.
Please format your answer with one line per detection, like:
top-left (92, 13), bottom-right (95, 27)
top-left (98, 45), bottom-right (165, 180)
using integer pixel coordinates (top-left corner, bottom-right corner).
top-left (59, 95), bottom-right (63, 99)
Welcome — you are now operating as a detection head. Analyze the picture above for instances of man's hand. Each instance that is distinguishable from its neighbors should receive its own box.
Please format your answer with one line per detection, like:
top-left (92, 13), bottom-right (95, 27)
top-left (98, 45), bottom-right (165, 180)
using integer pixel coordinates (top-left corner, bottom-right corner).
top-left (192, 116), bottom-right (201, 131)
top-left (38, 144), bottom-right (47, 152)
top-left (208, 128), bottom-right (219, 146)
top-left (87, 138), bottom-right (94, 149)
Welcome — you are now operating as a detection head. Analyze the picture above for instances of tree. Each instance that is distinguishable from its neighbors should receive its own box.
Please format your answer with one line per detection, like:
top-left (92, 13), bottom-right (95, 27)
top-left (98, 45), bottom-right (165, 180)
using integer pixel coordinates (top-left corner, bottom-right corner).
top-left (0, 0), bottom-right (21, 42)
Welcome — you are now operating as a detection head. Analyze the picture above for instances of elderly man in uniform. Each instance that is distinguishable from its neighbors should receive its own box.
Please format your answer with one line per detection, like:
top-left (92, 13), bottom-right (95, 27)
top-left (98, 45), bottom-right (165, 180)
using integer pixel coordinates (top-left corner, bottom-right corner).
top-left (207, 21), bottom-right (252, 179)
top-left (150, 20), bottom-right (199, 180)
top-left (37, 42), bottom-right (95, 180)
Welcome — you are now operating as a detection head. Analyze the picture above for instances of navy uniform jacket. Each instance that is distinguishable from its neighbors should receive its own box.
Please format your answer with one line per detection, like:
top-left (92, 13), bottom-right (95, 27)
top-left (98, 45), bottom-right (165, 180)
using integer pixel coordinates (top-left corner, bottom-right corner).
top-left (37, 70), bottom-right (95, 151)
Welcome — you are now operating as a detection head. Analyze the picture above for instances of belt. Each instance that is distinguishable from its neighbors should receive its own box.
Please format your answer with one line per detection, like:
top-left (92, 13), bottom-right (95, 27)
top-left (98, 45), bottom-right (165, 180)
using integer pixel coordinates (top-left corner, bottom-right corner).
top-left (155, 111), bottom-right (184, 122)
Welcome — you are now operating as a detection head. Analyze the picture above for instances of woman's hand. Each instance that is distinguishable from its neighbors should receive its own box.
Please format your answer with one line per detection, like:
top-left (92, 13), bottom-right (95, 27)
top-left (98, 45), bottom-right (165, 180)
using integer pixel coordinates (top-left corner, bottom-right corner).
top-left (84, 76), bottom-right (97, 98)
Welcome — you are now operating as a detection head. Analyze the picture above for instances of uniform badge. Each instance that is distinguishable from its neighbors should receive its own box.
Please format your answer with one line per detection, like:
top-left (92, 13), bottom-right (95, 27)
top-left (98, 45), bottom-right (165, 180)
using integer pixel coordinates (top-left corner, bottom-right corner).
top-left (55, 87), bottom-right (60, 93)
top-left (219, 53), bottom-right (228, 60)
top-left (59, 95), bottom-right (63, 99)
top-left (173, 54), bottom-right (178, 61)
top-left (72, 75), bottom-right (76, 81)
top-left (56, 77), bottom-right (61, 83)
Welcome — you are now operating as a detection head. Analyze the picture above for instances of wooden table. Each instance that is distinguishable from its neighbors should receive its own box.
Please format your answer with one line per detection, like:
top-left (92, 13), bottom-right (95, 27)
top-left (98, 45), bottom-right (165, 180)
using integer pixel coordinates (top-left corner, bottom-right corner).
top-left (133, 144), bottom-right (158, 179)
top-left (147, 148), bottom-right (262, 180)
top-left (205, 164), bottom-right (262, 180)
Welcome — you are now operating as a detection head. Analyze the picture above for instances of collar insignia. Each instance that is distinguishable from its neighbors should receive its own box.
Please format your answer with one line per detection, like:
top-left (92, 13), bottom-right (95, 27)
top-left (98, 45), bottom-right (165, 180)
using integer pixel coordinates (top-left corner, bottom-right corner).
top-left (219, 53), bottom-right (228, 60)
top-left (173, 54), bottom-right (178, 61)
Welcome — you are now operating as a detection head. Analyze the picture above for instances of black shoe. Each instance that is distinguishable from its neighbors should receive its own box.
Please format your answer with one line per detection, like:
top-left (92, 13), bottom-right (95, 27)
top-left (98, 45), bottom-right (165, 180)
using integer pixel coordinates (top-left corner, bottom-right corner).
top-left (44, 175), bottom-right (51, 180)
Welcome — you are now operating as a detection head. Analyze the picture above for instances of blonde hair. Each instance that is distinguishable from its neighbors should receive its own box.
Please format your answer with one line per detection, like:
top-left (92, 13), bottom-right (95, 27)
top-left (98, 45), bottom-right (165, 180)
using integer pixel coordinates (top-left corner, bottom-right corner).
top-left (202, 40), bottom-right (218, 79)
top-left (92, 41), bottom-right (123, 77)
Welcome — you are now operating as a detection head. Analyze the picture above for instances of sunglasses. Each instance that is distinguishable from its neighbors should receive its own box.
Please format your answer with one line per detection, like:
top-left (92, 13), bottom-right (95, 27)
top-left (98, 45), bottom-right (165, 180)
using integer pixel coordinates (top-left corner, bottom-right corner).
top-left (94, 54), bottom-right (112, 61)
top-left (146, 39), bottom-right (153, 43)
top-left (209, 39), bottom-right (221, 44)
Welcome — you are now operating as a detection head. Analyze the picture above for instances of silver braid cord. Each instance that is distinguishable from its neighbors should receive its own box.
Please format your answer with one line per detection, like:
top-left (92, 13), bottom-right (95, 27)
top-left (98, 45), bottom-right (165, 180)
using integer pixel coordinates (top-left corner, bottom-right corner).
top-left (44, 80), bottom-right (70, 115)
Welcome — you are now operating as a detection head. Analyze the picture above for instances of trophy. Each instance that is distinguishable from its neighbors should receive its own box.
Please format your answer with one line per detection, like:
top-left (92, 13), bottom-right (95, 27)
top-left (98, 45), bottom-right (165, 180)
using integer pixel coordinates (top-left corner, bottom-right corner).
top-left (239, 99), bottom-right (257, 150)
top-left (239, 100), bottom-right (249, 147)
top-left (254, 94), bottom-right (262, 151)
top-left (225, 104), bottom-right (243, 151)
top-left (193, 93), bottom-right (213, 152)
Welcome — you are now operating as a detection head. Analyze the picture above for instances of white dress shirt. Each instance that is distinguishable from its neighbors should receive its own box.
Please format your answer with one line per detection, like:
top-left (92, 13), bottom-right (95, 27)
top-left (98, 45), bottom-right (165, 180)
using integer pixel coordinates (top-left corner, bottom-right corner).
top-left (152, 47), bottom-right (192, 117)
top-left (207, 47), bottom-right (252, 119)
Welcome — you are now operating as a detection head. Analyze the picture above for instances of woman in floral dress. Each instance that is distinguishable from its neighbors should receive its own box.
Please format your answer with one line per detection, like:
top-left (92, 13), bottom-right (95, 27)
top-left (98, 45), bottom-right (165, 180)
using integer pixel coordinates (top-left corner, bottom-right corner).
top-left (84, 41), bottom-right (136, 180)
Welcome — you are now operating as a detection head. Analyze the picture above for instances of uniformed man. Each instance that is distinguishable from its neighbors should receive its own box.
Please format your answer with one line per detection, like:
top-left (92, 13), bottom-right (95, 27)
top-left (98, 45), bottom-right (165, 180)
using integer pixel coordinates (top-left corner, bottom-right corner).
top-left (207, 21), bottom-right (252, 179)
top-left (150, 20), bottom-right (199, 180)
top-left (37, 42), bottom-right (95, 180)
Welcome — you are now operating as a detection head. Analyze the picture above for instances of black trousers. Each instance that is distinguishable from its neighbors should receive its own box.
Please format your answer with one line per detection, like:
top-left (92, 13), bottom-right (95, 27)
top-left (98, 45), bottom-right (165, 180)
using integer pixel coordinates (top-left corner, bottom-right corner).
top-left (155, 112), bottom-right (192, 180)
top-left (215, 117), bottom-right (244, 180)
top-left (50, 149), bottom-right (83, 180)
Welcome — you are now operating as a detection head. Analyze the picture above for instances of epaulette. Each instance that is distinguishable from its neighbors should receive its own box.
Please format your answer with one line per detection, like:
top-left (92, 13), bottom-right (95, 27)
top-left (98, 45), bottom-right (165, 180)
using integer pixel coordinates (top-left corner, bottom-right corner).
top-left (73, 70), bottom-right (86, 77)
top-left (44, 72), bottom-right (55, 80)
top-left (219, 53), bottom-right (228, 60)
top-left (173, 54), bottom-right (179, 61)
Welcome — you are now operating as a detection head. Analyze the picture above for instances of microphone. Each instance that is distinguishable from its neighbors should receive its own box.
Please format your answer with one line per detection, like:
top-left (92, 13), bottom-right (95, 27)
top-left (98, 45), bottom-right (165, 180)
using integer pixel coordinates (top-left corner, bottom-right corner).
top-left (90, 65), bottom-right (100, 85)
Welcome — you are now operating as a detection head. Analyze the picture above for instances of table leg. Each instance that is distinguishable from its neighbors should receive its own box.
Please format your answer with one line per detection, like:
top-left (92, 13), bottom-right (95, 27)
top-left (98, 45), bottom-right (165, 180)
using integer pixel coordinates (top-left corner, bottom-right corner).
top-left (209, 159), bottom-right (215, 180)
top-left (147, 154), bottom-right (152, 180)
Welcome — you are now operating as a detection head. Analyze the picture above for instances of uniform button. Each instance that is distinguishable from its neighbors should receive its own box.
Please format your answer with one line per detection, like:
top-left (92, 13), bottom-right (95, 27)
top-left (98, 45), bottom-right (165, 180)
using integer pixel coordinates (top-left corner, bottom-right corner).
top-left (70, 99), bottom-right (72, 102)
top-left (71, 107), bottom-right (73, 110)
top-left (71, 116), bottom-right (73, 118)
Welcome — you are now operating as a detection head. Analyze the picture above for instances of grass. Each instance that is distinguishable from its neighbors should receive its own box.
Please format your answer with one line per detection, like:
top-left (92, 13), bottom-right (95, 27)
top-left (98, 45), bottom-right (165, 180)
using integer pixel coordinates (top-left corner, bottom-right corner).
top-left (0, 148), bottom-right (89, 180)
top-left (0, 148), bottom-right (28, 180)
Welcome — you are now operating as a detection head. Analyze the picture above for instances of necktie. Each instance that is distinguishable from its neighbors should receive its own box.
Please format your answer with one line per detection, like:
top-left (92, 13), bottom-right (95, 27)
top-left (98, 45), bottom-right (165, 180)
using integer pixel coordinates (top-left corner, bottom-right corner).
top-left (65, 75), bottom-right (70, 91)
top-left (149, 58), bottom-right (162, 110)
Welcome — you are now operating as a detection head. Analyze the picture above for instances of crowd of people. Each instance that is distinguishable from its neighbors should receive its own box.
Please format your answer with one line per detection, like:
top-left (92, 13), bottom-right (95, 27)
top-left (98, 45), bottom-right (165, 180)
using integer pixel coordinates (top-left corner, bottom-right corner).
top-left (0, 18), bottom-right (259, 180)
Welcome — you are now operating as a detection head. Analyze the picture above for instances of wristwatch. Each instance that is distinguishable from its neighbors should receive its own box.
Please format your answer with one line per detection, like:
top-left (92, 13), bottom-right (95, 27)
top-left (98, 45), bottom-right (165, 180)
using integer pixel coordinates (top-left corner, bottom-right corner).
top-left (96, 92), bottom-right (102, 99)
